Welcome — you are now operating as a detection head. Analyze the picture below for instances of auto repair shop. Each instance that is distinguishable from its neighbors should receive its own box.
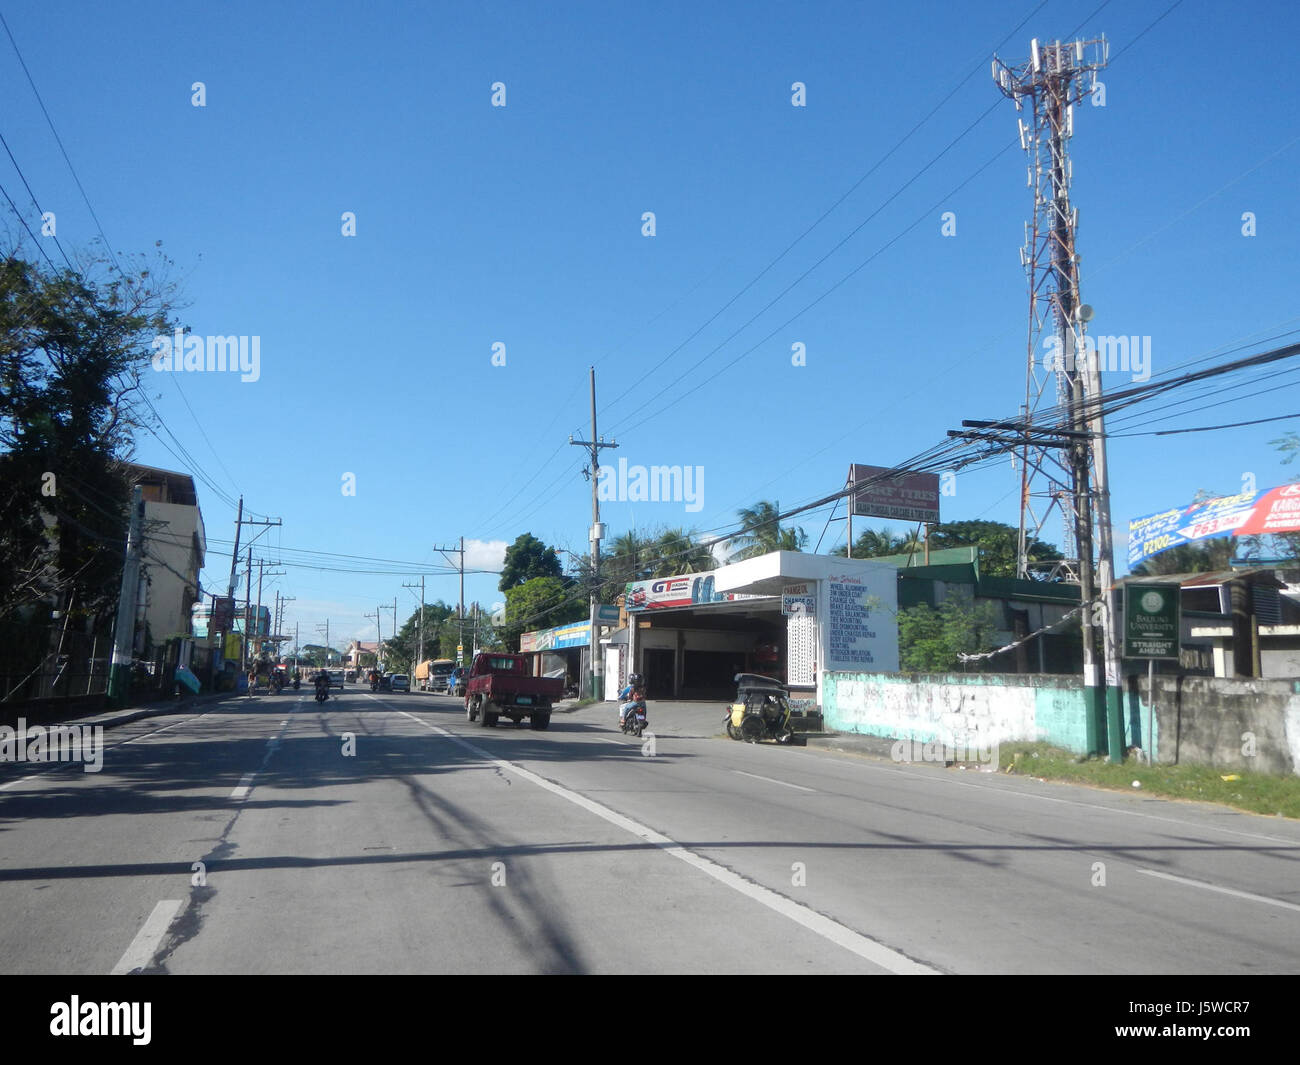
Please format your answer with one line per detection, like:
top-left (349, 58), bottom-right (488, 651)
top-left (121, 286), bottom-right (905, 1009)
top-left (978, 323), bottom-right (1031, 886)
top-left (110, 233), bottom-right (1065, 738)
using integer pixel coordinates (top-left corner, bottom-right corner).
top-left (617, 551), bottom-right (898, 703)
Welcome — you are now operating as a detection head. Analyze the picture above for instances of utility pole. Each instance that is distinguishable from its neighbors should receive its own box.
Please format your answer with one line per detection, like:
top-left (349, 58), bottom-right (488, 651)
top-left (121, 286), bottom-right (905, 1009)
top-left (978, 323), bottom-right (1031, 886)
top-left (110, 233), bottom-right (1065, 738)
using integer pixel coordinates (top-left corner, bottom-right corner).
top-left (993, 34), bottom-right (1120, 758)
top-left (252, 559), bottom-right (284, 662)
top-left (229, 508), bottom-right (280, 671)
top-left (244, 547), bottom-right (253, 671)
top-left (316, 621), bottom-right (331, 671)
top-left (365, 608), bottom-right (381, 670)
top-left (433, 540), bottom-right (466, 664)
top-left (570, 367), bottom-right (618, 698)
top-left (106, 485), bottom-right (145, 708)
top-left (403, 576), bottom-right (426, 671)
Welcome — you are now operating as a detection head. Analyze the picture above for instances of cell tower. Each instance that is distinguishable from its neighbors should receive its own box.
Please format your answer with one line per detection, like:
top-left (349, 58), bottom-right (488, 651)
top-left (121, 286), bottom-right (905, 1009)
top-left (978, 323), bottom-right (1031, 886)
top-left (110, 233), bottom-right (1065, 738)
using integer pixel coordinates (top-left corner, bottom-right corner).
top-left (993, 36), bottom-right (1122, 755)
top-left (993, 36), bottom-right (1108, 582)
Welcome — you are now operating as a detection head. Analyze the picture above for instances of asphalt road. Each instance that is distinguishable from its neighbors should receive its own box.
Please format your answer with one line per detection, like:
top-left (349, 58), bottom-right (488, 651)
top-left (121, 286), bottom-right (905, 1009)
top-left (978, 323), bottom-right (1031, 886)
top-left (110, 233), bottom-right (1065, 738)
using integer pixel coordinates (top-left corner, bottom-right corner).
top-left (1, 688), bottom-right (1298, 974)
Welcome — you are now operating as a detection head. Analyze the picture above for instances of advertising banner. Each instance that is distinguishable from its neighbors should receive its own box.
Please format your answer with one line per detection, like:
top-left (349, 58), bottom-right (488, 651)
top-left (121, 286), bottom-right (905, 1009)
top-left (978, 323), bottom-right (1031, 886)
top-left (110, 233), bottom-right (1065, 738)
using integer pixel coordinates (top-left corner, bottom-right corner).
top-left (624, 574), bottom-right (767, 611)
top-left (1128, 480), bottom-right (1300, 568)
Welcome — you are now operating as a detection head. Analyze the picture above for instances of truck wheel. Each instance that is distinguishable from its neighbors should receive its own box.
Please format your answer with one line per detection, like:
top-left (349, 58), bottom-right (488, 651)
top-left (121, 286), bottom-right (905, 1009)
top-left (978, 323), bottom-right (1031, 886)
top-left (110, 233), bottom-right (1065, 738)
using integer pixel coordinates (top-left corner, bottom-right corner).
top-left (482, 703), bottom-right (499, 728)
top-left (466, 697), bottom-right (477, 722)
top-left (531, 712), bottom-right (551, 731)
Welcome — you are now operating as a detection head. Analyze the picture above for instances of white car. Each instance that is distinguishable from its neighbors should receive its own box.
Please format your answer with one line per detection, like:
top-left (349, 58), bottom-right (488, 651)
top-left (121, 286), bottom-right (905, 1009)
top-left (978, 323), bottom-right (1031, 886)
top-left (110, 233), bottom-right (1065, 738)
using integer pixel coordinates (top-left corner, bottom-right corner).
top-left (329, 670), bottom-right (345, 690)
top-left (390, 674), bottom-right (410, 693)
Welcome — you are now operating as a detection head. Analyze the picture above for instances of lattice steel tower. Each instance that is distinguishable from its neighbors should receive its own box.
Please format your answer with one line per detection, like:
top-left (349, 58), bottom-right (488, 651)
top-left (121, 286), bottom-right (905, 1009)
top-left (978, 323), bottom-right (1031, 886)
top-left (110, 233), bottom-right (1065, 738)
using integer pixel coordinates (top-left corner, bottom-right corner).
top-left (994, 36), bottom-right (1122, 757)
top-left (993, 36), bottom-right (1108, 582)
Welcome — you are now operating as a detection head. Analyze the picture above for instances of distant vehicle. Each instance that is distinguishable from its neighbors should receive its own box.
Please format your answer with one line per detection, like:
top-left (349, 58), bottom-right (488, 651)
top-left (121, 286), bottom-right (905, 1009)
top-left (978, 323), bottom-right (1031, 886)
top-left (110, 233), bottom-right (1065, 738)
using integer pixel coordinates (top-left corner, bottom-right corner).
top-left (416, 658), bottom-right (456, 693)
top-left (329, 670), bottom-right (344, 690)
top-left (390, 674), bottom-right (410, 693)
top-left (380, 672), bottom-right (393, 691)
top-left (464, 653), bottom-right (562, 730)
top-left (345, 669), bottom-right (357, 683)
top-left (448, 666), bottom-right (469, 698)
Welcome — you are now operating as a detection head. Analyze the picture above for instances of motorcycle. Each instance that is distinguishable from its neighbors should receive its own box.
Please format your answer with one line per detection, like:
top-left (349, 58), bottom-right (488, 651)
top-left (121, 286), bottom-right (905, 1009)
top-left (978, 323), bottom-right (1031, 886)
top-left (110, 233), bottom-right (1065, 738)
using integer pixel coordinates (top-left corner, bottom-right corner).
top-left (619, 688), bottom-right (648, 738)
top-left (292, 676), bottom-right (301, 691)
top-left (314, 677), bottom-right (330, 703)
top-left (725, 673), bottom-right (794, 744)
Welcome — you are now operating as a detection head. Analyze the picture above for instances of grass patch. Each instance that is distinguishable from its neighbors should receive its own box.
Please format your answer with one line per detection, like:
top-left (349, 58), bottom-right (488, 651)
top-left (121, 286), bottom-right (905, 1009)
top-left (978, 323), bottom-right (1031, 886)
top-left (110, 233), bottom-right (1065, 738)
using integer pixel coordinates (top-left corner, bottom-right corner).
top-left (999, 740), bottom-right (1300, 819)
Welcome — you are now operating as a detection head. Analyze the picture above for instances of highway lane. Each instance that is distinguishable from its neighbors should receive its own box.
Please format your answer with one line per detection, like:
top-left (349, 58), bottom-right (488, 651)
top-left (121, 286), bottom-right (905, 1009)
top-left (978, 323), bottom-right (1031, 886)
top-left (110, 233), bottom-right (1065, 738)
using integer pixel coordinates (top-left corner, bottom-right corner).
top-left (405, 694), bottom-right (1300, 974)
top-left (1, 688), bottom-right (1297, 974)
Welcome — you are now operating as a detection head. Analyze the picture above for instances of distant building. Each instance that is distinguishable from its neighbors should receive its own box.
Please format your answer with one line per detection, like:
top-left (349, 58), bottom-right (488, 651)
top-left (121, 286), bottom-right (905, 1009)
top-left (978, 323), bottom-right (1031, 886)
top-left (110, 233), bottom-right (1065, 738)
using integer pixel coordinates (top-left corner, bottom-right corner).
top-left (123, 463), bottom-right (206, 644)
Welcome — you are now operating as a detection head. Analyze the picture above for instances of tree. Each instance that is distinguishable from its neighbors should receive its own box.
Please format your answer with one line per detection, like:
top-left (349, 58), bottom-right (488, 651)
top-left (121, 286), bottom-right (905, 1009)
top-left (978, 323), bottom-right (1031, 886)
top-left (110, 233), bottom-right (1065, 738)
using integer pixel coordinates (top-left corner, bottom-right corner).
top-left (926, 520), bottom-right (1062, 579)
top-left (572, 526), bottom-right (718, 603)
top-left (1131, 539), bottom-right (1236, 577)
top-left (0, 243), bottom-right (181, 626)
top-left (502, 576), bottom-right (585, 651)
top-left (897, 597), bottom-right (1001, 672)
top-left (651, 527), bottom-right (716, 576)
top-left (831, 526), bottom-right (904, 558)
top-left (729, 500), bottom-right (806, 560)
top-left (385, 601), bottom-right (454, 672)
top-left (498, 533), bottom-right (562, 593)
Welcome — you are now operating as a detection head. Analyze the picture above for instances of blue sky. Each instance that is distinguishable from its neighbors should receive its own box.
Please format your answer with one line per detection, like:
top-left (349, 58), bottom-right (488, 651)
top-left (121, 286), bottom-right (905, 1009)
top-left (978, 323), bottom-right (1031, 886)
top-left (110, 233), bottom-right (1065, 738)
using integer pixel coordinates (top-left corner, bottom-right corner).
top-left (4, 0), bottom-right (1299, 650)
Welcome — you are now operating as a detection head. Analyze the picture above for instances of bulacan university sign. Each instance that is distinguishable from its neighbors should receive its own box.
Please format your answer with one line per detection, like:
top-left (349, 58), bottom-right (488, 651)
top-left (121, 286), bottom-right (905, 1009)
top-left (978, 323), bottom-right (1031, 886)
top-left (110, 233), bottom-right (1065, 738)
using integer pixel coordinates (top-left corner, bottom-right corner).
top-left (1123, 583), bottom-right (1180, 660)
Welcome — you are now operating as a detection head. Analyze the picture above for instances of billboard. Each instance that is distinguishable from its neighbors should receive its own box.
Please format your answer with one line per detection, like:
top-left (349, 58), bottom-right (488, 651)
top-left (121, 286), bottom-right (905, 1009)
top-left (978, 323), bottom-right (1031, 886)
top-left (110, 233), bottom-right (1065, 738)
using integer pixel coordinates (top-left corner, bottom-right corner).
top-left (211, 596), bottom-right (235, 631)
top-left (849, 464), bottom-right (940, 524)
top-left (1128, 480), bottom-right (1300, 568)
top-left (624, 574), bottom-right (766, 612)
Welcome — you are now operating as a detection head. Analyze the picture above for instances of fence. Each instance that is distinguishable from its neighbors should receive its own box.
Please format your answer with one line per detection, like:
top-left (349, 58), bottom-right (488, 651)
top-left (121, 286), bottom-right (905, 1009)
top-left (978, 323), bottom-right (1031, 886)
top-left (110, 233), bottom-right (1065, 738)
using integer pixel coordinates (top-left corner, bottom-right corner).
top-left (0, 619), bottom-right (195, 711)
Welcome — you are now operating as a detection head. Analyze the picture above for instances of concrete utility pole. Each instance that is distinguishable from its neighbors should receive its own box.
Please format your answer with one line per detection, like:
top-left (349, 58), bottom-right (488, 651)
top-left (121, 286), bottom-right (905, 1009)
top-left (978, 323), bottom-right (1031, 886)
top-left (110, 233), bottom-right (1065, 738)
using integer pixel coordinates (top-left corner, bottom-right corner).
top-left (570, 367), bottom-right (618, 698)
top-left (316, 621), bottom-right (331, 670)
top-left (106, 485), bottom-right (145, 708)
top-left (404, 576), bottom-right (426, 671)
top-left (994, 35), bottom-right (1121, 758)
top-left (433, 540), bottom-right (466, 663)
top-left (244, 548), bottom-right (253, 670)
top-left (227, 507), bottom-right (281, 669)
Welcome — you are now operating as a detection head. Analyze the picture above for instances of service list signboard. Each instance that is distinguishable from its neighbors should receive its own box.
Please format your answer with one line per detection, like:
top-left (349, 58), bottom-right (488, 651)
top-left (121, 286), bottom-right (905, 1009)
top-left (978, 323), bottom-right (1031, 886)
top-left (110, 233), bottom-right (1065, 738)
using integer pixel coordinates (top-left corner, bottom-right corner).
top-left (1123, 583), bottom-right (1180, 660)
top-left (824, 573), bottom-right (897, 672)
top-left (849, 464), bottom-right (940, 524)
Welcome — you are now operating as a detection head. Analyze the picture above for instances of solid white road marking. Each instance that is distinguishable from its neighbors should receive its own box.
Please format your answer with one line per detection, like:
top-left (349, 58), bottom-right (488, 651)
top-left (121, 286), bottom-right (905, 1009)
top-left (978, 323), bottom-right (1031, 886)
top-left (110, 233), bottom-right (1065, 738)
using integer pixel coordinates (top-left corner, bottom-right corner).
top-left (1137, 868), bottom-right (1300, 913)
top-left (399, 711), bottom-right (936, 974)
top-left (110, 899), bottom-right (183, 975)
top-left (732, 769), bottom-right (816, 793)
top-left (229, 773), bottom-right (255, 801)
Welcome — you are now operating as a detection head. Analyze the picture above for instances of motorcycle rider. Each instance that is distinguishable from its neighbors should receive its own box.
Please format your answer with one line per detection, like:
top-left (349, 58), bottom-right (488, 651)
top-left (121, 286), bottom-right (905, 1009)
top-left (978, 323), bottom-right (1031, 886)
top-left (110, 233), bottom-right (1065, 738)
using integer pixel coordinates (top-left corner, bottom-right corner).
top-left (314, 670), bottom-right (330, 698)
top-left (618, 673), bottom-right (645, 729)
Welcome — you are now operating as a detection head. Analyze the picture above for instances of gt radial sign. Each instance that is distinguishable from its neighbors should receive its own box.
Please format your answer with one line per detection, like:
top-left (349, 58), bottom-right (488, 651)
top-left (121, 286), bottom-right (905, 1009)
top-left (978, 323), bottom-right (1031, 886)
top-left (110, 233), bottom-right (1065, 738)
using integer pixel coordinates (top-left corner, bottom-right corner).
top-left (849, 464), bottom-right (940, 524)
top-left (1123, 583), bottom-right (1180, 660)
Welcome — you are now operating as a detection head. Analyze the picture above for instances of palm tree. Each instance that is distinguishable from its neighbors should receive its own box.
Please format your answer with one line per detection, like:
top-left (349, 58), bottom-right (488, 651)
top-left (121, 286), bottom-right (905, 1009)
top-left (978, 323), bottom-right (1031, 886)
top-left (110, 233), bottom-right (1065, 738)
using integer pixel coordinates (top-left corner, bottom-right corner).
top-left (652, 527), bottom-right (717, 576)
top-left (730, 500), bottom-right (807, 560)
top-left (832, 526), bottom-right (903, 558)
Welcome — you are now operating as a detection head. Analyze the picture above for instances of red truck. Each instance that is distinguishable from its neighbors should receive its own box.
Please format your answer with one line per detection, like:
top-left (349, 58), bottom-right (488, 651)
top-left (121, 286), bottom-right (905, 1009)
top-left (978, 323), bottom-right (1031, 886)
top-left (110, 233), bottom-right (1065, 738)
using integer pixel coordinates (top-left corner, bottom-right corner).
top-left (464, 652), bottom-right (563, 730)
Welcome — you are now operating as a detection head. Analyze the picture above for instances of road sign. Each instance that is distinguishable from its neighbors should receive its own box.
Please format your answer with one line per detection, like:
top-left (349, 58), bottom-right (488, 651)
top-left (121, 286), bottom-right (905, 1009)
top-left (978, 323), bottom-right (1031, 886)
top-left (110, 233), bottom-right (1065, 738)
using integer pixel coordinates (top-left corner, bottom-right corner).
top-left (1123, 583), bottom-right (1180, 660)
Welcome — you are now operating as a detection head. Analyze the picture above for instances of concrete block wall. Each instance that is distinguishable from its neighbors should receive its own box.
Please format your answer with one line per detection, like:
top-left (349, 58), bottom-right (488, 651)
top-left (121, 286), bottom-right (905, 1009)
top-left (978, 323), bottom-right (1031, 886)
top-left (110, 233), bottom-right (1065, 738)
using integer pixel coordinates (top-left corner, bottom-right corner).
top-left (824, 671), bottom-right (1300, 774)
